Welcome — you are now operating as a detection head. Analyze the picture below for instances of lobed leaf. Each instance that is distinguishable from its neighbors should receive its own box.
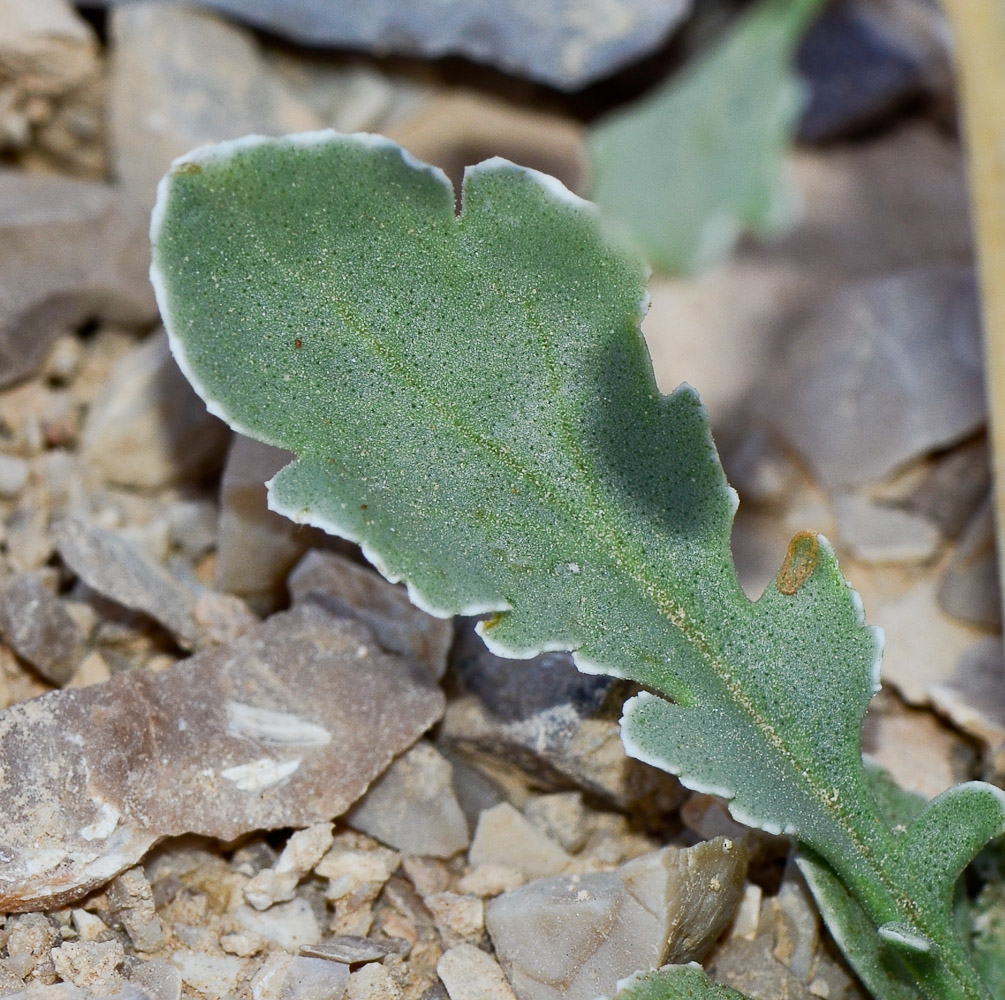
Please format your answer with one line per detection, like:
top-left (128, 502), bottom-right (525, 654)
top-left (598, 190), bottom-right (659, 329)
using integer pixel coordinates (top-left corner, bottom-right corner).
top-left (609, 965), bottom-right (748, 1000)
top-left (151, 132), bottom-right (1002, 1000)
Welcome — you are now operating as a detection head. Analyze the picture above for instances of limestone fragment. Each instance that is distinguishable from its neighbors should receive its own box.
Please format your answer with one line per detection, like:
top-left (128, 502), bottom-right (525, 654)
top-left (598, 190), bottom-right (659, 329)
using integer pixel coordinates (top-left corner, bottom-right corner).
top-left (437, 945), bottom-right (518, 1000)
top-left (105, 867), bottom-right (164, 952)
top-left (289, 550), bottom-right (453, 679)
top-left (0, 604), bottom-right (443, 911)
top-left (129, 959), bottom-right (182, 1000)
top-left (347, 743), bottom-right (469, 858)
top-left (50, 940), bottom-right (125, 991)
top-left (469, 803), bottom-right (572, 880)
top-left (280, 956), bottom-right (350, 1000)
top-left (301, 936), bottom-right (409, 965)
top-left (424, 890), bottom-right (484, 947)
top-left (245, 824), bottom-right (334, 911)
top-left (0, 572), bottom-right (86, 685)
top-left (931, 637), bottom-right (1005, 750)
top-left (80, 331), bottom-right (230, 490)
top-left (486, 838), bottom-right (747, 1000)
top-left (767, 266), bottom-right (985, 488)
top-left (347, 963), bottom-right (402, 1000)
top-left (234, 898), bottom-right (322, 951)
top-left (55, 516), bottom-right (199, 649)
top-left (0, 172), bottom-right (155, 387)
top-left (170, 950), bottom-right (246, 1000)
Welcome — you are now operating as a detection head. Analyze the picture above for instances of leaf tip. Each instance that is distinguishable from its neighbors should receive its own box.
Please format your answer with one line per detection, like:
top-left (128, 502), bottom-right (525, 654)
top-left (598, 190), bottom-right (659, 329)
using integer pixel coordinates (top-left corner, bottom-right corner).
top-left (776, 530), bottom-right (820, 595)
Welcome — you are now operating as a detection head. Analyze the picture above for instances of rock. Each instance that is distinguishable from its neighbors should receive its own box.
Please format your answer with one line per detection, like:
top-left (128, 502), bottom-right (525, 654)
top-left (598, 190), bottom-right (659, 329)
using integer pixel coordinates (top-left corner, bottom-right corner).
top-left (0, 0), bottom-right (104, 175)
top-left (797, 0), bottom-right (951, 142)
top-left (0, 572), bottom-right (87, 684)
top-left (234, 898), bottom-right (322, 950)
top-left (4, 912), bottom-right (58, 979)
top-left (301, 937), bottom-right (409, 965)
top-left (468, 803), bottom-right (571, 880)
top-left (279, 956), bottom-right (350, 1000)
top-left (170, 950), bottom-right (246, 1000)
top-left (860, 577), bottom-right (982, 705)
top-left (0, 172), bottom-right (156, 387)
top-left (0, 603), bottom-right (443, 911)
top-left (50, 940), bottom-right (125, 991)
top-left (289, 550), bottom-right (452, 679)
top-left (244, 823), bottom-right (334, 910)
top-left (315, 834), bottom-right (401, 912)
top-left (422, 892), bottom-right (484, 948)
top-left (437, 945), bottom-right (518, 1000)
top-left (105, 867), bottom-right (165, 952)
top-left (898, 436), bottom-right (990, 539)
top-left (99, 0), bottom-right (691, 90)
top-left (129, 959), bottom-right (183, 1000)
top-left (938, 496), bottom-right (1001, 628)
top-left (80, 331), bottom-right (230, 490)
top-left (833, 493), bottom-right (941, 564)
top-left (931, 636), bottom-right (1005, 750)
top-left (523, 793), bottom-right (589, 855)
top-left (486, 839), bottom-right (747, 1000)
top-left (347, 963), bottom-right (402, 1000)
top-left (0, 452), bottom-right (29, 497)
top-left (216, 435), bottom-right (331, 612)
top-left (108, 2), bottom-right (320, 207)
top-left (346, 743), bottom-right (469, 859)
top-left (441, 622), bottom-right (684, 812)
top-left (55, 516), bottom-right (199, 650)
top-left (765, 266), bottom-right (984, 488)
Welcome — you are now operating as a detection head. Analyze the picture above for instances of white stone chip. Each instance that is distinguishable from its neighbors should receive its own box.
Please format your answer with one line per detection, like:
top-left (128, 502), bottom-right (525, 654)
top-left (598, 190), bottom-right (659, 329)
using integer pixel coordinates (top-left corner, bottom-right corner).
top-left (170, 950), bottom-right (246, 1000)
top-left (469, 803), bottom-right (571, 879)
top-left (437, 944), bottom-right (518, 1000)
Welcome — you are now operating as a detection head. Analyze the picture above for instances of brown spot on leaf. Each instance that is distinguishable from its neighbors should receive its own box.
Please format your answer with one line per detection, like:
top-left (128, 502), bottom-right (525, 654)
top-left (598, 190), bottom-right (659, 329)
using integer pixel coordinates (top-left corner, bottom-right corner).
top-left (174, 162), bottom-right (202, 176)
top-left (777, 531), bottom-right (820, 595)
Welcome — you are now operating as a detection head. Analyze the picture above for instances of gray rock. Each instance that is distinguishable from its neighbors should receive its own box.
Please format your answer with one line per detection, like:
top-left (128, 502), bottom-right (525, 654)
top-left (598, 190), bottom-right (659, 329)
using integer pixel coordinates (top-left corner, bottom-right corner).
top-left (106, 867), bottom-right (165, 953)
top-left (437, 946), bottom-right (517, 1000)
top-left (234, 898), bottom-right (321, 950)
top-left (766, 267), bottom-right (985, 488)
top-left (0, 172), bottom-right (156, 387)
top-left (347, 742), bottom-right (469, 859)
top-left (0, 572), bottom-right (87, 684)
top-left (0, 453), bottom-right (29, 497)
top-left (55, 516), bottom-right (200, 650)
top-left (108, 2), bottom-right (320, 207)
top-left (129, 960), bottom-right (183, 1000)
top-left (281, 956), bottom-right (350, 1000)
top-left (797, 0), bottom-right (952, 143)
top-left (80, 331), bottom-right (230, 490)
top-left (937, 496), bottom-right (1001, 628)
top-left (0, 602), bottom-right (444, 911)
top-left (931, 636), bottom-right (1005, 752)
top-left (289, 550), bottom-right (453, 679)
top-left (301, 936), bottom-right (409, 965)
top-left (833, 493), bottom-right (941, 564)
top-left (216, 435), bottom-right (332, 612)
top-left (440, 622), bottom-right (685, 812)
top-left (468, 802), bottom-right (571, 879)
top-left (98, 0), bottom-right (692, 91)
top-left (486, 839), bottom-right (747, 1000)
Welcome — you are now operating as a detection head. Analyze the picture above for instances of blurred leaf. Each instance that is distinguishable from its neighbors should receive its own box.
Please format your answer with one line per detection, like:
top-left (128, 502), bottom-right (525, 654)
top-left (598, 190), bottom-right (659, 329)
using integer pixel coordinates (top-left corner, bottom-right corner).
top-left (587, 0), bottom-right (822, 275)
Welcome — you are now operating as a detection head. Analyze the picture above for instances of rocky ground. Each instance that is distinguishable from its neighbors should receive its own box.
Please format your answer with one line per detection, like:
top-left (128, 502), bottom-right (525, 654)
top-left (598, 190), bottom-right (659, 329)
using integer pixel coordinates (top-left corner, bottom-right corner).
top-left (0, 2), bottom-right (1002, 1000)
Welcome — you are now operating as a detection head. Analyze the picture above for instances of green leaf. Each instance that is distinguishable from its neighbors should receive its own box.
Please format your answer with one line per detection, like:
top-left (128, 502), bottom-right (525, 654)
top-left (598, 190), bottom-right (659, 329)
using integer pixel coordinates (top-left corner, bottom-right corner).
top-left (610, 964), bottom-right (750, 1000)
top-left (151, 132), bottom-right (1001, 1000)
top-left (587, 0), bottom-right (823, 275)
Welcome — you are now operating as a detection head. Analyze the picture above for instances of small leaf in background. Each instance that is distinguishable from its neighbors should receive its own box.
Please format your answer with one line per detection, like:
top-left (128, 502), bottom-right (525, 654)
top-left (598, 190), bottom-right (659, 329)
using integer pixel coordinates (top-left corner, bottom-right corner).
top-left (587, 0), bottom-right (823, 275)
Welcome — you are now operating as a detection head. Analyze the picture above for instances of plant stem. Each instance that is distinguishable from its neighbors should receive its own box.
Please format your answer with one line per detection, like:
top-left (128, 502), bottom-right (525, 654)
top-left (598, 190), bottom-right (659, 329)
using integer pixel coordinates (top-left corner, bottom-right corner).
top-left (942, 0), bottom-right (1005, 630)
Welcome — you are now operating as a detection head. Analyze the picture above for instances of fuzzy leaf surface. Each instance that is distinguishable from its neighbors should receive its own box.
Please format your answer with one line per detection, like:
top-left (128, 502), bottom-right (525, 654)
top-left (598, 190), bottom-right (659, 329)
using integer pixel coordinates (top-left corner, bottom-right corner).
top-left (587, 0), bottom-right (822, 275)
top-left (152, 132), bottom-right (1002, 1000)
top-left (610, 965), bottom-right (749, 1000)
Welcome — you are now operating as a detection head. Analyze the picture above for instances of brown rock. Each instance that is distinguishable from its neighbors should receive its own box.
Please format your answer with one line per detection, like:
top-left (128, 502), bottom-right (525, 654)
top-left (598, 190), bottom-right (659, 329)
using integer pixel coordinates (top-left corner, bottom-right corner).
top-left (0, 603), bottom-right (444, 912)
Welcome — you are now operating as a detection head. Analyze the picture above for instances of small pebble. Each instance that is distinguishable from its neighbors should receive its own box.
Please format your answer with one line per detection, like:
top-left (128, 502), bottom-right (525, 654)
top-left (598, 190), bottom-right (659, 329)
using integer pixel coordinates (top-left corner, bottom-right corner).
top-left (0, 452), bottom-right (29, 497)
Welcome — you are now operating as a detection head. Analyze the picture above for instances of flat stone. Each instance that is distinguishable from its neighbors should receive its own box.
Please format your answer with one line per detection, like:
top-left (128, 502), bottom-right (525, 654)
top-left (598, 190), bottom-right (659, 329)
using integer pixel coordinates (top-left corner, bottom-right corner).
top-left (346, 742), bottom-right (469, 859)
top-left (797, 0), bottom-right (950, 142)
top-left (833, 493), bottom-right (941, 564)
top-left (438, 945), bottom-right (518, 1000)
top-left (0, 572), bottom-right (86, 684)
top-left (0, 603), bottom-right (443, 911)
top-left (931, 636), bottom-right (1005, 750)
top-left (0, 172), bottom-right (156, 387)
top-left (108, 2), bottom-right (320, 207)
top-left (80, 331), bottom-right (230, 490)
top-left (301, 936), bottom-right (408, 965)
top-left (469, 803), bottom-right (571, 880)
top-left (99, 0), bottom-right (692, 90)
top-left (938, 496), bottom-right (1001, 628)
top-left (486, 839), bottom-right (747, 1000)
top-left (289, 550), bottom-right (453, 679)
top-left (440, 623), bottom-right (684, 812)
top-left (55, 516), bottom-right (199, 650)
top-left (860, 577), bottom-right (982, 705)
top-left (216, 435), bottom-right (331, 613)
top-left (765, 266), bottom-right (984, 488)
